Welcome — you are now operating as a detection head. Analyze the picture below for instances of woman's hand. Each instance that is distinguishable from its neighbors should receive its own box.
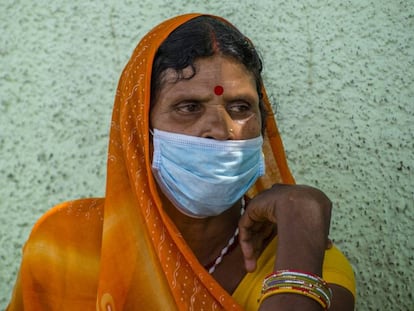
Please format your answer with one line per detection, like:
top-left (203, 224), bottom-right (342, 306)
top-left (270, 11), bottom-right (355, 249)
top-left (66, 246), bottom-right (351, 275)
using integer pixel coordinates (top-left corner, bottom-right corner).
top-left (238, 184), bottom-right (332, 273)
top-left (239, 184), bottom-right (355, 310)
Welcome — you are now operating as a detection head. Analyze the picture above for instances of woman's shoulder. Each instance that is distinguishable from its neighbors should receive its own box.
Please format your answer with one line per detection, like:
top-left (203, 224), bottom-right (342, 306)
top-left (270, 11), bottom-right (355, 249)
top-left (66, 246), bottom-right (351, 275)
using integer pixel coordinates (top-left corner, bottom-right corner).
top-left (25, 197), bottom-right (105, 257)
top-left (23, 198), bottom-right (105, 268)
top-left (11, 198), bottom-right (105, 309)
top-left (28, 197), bottom-right (105, 245)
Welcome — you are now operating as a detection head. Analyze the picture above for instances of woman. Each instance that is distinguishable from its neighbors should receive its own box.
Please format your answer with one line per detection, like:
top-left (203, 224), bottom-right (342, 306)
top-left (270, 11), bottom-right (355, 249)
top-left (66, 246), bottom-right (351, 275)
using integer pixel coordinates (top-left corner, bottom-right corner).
top-left (7, 14), bottom-right (355, 310)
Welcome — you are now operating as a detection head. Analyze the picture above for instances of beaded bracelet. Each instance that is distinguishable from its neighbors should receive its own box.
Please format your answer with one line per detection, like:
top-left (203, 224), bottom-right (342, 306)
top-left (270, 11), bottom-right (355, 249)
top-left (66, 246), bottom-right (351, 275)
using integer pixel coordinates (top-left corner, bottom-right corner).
top-left (258, 270), bottom-right (333, 309)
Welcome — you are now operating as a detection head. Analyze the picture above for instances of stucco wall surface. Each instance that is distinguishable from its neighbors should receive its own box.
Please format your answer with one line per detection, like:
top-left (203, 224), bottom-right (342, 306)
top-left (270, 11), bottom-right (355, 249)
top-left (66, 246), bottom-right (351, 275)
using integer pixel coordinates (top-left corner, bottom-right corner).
top-left (1, 0), bottom-right (413, 310)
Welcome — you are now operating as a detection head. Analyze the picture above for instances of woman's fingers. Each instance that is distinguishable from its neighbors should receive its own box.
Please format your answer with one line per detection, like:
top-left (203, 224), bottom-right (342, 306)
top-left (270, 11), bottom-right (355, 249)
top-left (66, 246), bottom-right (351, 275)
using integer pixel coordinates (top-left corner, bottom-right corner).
top-left (239, 212), bottom-right (260, 272)
top-left (239, 210), bottom-right (275, 272)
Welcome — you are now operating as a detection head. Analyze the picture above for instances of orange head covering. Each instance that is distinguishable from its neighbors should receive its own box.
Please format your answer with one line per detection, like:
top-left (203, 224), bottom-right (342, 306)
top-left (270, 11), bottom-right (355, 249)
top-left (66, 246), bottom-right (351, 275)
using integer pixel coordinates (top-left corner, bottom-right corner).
top-left (97, 13), bottom-right (294, 311)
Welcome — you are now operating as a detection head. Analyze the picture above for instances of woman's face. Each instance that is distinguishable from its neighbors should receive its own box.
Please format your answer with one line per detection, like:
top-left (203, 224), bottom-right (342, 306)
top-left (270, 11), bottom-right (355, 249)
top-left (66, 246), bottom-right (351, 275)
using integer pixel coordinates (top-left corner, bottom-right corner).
top-left (150, 55), bottom-right (262, 140)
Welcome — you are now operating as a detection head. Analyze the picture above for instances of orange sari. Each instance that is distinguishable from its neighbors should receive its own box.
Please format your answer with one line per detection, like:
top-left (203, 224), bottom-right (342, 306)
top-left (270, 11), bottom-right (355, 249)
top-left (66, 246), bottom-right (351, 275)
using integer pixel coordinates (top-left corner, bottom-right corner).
top-left (7, 14), bottom-right (294, 311)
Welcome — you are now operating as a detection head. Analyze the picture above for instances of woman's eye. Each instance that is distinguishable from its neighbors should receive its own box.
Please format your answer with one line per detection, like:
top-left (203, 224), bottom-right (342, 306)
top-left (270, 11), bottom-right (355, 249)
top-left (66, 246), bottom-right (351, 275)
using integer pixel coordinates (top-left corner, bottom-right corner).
top-left (227, 102), bottom-right (252, 116)
top-left (175, 102), bottom-right (202, 114)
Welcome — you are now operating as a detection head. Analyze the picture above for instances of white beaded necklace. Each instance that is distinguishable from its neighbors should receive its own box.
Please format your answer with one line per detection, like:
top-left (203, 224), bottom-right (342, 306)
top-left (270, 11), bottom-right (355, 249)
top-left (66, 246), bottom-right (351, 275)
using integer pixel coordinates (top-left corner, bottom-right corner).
top-left (206, 197), bottom-right (245, 274)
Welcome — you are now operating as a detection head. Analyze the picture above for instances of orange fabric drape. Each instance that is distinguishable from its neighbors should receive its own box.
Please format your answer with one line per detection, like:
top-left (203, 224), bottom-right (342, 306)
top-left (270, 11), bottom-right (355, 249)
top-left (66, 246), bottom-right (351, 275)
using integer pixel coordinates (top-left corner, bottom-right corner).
top-left (7, 13), bottom-right (294, 311)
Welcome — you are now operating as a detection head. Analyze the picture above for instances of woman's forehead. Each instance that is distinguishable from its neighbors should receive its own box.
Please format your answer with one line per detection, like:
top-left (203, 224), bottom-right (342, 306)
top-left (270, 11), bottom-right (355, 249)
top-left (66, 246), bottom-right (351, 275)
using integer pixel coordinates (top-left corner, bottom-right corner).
top-left (159, 56), bottom-right (255, 89)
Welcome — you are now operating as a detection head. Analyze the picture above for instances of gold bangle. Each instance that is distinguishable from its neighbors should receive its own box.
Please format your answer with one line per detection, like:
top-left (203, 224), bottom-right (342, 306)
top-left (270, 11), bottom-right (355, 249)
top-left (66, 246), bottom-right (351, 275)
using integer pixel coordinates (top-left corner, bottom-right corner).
top-left (259, 286), bottom-right (328, 309)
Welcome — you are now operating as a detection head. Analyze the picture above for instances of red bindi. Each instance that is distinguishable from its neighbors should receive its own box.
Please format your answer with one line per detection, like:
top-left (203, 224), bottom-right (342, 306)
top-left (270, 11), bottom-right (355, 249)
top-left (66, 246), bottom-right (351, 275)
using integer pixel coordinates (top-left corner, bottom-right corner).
top-left (214, 85), bottom-right (224, 96)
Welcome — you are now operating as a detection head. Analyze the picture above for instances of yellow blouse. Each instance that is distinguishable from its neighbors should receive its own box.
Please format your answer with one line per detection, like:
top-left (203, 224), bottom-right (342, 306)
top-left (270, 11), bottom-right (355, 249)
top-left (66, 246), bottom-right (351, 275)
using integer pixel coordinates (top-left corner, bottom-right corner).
top-left (233, 237), bottom-right (356, 310)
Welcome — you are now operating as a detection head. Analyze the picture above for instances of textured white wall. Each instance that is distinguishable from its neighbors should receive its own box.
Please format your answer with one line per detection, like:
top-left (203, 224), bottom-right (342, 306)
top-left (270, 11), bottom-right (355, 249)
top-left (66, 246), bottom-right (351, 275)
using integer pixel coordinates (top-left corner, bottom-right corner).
top-left (1, 0), bottom-right (413, 310)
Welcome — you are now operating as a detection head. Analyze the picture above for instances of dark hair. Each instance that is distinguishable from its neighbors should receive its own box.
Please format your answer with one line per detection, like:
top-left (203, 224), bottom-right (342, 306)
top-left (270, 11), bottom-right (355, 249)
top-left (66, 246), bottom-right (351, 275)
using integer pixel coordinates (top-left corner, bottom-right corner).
top-left (151, 15), bottom-right (268, 131)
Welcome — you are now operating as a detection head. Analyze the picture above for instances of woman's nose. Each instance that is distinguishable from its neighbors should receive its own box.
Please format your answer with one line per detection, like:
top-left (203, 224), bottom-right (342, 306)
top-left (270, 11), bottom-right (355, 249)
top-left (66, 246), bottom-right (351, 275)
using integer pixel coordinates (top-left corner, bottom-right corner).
top-left (201, 106), bottom-right (233, 140)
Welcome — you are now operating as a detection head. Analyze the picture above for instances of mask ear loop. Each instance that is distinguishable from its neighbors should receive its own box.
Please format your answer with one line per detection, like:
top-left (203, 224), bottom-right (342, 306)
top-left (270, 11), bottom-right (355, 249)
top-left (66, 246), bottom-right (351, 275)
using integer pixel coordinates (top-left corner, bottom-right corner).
top-left (148, 129), bottom-right (155, 166)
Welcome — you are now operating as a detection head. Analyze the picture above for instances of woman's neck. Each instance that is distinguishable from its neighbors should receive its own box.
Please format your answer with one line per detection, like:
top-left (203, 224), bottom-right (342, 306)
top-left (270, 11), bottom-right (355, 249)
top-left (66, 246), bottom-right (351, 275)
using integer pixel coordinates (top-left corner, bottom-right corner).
top-left (159, 191), bottom-right (243, 266)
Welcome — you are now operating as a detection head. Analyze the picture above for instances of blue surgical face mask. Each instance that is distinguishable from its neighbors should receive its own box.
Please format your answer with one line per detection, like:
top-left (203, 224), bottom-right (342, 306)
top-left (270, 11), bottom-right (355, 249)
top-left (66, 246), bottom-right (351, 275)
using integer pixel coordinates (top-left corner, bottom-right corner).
top-left (151, 129), bottom-right (265, 218)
